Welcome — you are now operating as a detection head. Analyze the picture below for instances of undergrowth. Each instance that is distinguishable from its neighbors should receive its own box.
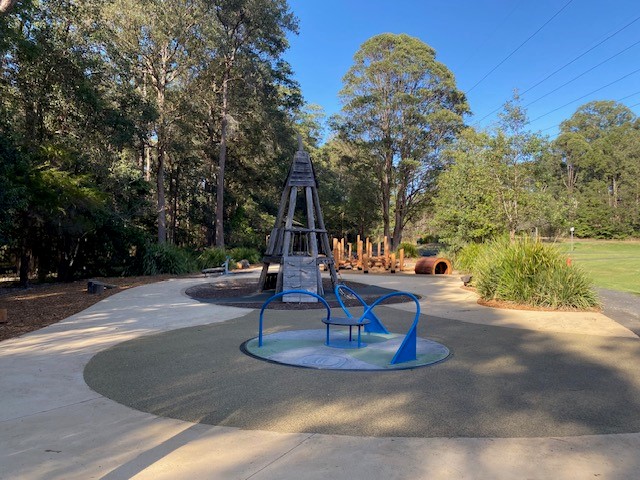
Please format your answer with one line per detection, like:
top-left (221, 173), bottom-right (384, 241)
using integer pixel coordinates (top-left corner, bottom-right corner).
top-left (458, 237), bottom-right (599, 310)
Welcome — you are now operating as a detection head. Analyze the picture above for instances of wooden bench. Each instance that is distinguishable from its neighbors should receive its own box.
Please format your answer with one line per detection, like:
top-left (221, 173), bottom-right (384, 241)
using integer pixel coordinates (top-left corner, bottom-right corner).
top-left (87, 280), bottom-right (117, 294)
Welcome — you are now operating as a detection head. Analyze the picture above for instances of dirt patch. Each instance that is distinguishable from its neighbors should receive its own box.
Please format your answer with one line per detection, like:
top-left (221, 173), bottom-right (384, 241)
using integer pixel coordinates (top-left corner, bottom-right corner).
top-left (0, 275), bottom-right (189, 342)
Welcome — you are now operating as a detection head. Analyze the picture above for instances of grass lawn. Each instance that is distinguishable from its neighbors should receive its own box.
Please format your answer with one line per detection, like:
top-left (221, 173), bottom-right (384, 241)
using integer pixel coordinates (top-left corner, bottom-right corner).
top-left (556, 240), bottom-right (640, 295)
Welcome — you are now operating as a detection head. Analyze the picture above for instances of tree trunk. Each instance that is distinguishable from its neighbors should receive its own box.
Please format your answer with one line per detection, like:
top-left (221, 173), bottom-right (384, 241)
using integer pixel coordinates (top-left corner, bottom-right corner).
top-left (170, 164), bottom-right (180, 244)
top-left (155, 65), bottom-right (167, 244)
top-left (381, 149), bottom-right (393, 239)
top-left (392, 213), bottom-right (403, 251)
top-left (19, 250), bottom-right (30, 287)
top-left (215, 74), bottom-right (229, 249)
top-left (0, 0), bottom-right (18, 14)
top-left (157, 148), bottom-right (167, 244)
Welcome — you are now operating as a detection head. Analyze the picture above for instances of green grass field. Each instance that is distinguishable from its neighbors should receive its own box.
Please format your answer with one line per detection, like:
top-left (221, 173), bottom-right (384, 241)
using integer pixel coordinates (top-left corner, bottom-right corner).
top-left (556, 240), bottom-right (640, 295)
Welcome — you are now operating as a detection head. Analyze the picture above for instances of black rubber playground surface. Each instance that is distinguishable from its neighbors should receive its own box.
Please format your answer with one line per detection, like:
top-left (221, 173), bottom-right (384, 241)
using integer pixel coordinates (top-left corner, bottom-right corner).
top-left (84, 306), bottom-right (640, 438)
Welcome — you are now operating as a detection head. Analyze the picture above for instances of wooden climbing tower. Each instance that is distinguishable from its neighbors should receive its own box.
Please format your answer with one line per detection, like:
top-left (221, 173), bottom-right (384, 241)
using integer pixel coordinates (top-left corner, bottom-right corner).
top-left (258, 137), bottom-right (339, 301)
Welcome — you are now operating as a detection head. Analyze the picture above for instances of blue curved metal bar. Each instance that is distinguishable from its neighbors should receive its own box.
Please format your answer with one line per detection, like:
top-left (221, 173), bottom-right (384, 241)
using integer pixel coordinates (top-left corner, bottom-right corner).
top-left (258, 290), bottom-right (331, 347)
top-left (360, 292), bottom-right (422, 365)
top-left (334, 284), bottom-right (389, 334)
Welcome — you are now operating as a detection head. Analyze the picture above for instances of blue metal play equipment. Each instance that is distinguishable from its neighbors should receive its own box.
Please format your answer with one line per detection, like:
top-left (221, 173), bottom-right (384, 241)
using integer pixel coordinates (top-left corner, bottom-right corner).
top-left (257, 287), bottom-right (422, 365)
top-left (258, 290), bottom-right (331, 347)
top-left (334, 284), bottom-right (390, 334)
top-left (360, 291), bottom-right (422, 365)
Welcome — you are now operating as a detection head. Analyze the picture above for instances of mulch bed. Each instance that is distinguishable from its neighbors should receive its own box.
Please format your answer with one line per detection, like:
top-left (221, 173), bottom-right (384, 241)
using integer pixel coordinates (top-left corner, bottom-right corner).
top-left (463, 286), bottom-right (601, 312)
top-left (185, 277), bottom-right (410, 310)
top-left (0, 275), bottom-right (183, 342)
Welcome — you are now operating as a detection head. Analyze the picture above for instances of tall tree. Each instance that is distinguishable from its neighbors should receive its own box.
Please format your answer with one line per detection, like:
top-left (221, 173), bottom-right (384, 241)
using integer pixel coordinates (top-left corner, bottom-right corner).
top-left (554, 101), bottom-right (640, 237)
top-left (433, 98), bottom-right (557, 249)
top-left (339, 33), bottom-right (468, 247)
top-left (204, 0), bottom-right (298, 248)
top-left (101, 0), bottom-right (204, 244)
top-left (0, 0), bottom-right (147, 283)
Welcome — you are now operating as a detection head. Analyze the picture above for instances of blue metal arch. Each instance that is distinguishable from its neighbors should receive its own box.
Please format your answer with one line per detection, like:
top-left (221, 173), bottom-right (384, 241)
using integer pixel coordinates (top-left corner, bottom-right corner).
top-left (334, 284), bottom-right (389, 334)
top-left (258, 290), bottom-right (331, 347)
top-left (360, 292), bottom-right (422, 365)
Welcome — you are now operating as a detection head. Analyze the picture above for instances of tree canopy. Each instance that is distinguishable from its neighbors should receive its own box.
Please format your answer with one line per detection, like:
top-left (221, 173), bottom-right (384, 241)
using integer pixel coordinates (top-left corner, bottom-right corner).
top-left (338, 33), bottom-right (469, 248)
top-left (1, 5), bottom-right (639, 284)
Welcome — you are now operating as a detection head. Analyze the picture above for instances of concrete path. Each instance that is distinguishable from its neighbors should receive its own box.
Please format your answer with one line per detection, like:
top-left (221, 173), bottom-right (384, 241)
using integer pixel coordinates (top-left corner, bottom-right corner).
top-left (2, 273), bottom-right (640, 479)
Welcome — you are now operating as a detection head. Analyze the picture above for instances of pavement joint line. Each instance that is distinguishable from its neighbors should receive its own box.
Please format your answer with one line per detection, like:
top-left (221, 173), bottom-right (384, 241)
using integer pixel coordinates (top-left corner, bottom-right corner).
top-left (243, 432), bottom-right (317, 479)
top-left (0, 395), bottom-right (101, 424)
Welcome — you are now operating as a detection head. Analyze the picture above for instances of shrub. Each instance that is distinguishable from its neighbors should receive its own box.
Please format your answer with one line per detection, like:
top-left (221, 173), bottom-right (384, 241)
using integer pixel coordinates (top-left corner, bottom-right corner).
top-left (455, 242), bottom-right (484, 273)
top-left (141, 243), bottom-right (197, 275)
top-left (228, 246), bottom-right (261, 265)
top-left (397, 242), bottom-right (419, 258)
top-left (196, 247), bottom-right (228, 270)
top-left (472, 237), bottom-right (599, 310)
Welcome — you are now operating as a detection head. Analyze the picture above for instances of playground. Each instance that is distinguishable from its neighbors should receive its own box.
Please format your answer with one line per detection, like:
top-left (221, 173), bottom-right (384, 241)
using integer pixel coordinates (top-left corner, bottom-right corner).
top-left (3, 270), bottom-right (640, 479)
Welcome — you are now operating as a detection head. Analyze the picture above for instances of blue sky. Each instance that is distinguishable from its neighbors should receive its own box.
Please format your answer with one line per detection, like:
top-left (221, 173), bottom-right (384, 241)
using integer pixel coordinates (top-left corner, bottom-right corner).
top-left (283, 0), bottom-right (640, 140)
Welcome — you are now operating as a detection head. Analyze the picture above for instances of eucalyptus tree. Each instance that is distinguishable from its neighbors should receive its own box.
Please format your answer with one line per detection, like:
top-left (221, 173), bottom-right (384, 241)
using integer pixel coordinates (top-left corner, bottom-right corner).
top-left (434, 98), bottom-right (557, 249)
top-left (339, 33), bottom-right (468, 247)
top-left (101, 0), bottom-right (205, 244)
top-left (554, 101), bottom-right (640, 237)
top-left (200, 0), bottom-right (298, 248)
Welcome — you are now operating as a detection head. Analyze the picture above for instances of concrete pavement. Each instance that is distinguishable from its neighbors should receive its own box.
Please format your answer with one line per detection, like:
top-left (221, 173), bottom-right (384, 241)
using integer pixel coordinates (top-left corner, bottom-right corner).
top-left (2, 273), bottom-right (640, 479)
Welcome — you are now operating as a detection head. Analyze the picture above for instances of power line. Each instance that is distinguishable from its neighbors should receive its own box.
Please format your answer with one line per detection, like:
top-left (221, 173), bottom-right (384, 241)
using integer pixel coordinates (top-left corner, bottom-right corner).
top-left (466, 0), bottom-right (574, 94)
top-left (520, 14), bottom-right (640, 97)
top-left (460, 1), bottom-right (523, 68)
top-left (472, 14), bottom-right (640, 125)
top-left (529, 90), bottom-right (640, 136)
top-left (618, 91), bottom-right (640, 102)
top-left (524, 39), bottom-right (640, 108)
top-left (529, 83), bottom-right (640, 126)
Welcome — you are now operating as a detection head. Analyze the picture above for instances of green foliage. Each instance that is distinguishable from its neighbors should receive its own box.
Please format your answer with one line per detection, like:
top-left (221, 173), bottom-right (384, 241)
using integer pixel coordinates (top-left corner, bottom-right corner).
top-left (339, 33), bottom-right (469, 247)
top-left (397, 242), bottom-right (419, 258)
top-left (433, 129), bottom-right (504, 250)
top-left (141, 244), bottom-right (197, 276)
top-left (554, 101), bottom-right (640, 239)
top-left (228, 247), bottom-right (261, 265)
top-left (316, 137), bottom-right (381, 240)
top-left (454, 242), bottom-right (484, 273)
top-left (434, 96), bottom-right (565, 250)
top-left (197, 247), bottom-right (228, 270)
top-left (470, 237), bottom-right (599, 310)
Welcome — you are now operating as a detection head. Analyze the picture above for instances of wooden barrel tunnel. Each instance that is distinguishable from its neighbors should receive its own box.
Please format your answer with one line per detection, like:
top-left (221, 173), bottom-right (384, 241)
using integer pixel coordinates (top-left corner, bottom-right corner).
top-left (414, 257), bottom-right (452, 275)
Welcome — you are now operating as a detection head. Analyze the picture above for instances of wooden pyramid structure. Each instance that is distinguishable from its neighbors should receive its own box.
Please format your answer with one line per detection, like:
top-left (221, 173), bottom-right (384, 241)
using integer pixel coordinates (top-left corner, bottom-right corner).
top-left (257, 137), bottom-right (339, 301)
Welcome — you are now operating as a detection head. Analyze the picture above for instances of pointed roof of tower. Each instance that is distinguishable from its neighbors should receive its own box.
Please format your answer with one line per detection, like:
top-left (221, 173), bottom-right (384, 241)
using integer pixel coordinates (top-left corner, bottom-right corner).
top-left (286, 134), bottom-right (317, 187)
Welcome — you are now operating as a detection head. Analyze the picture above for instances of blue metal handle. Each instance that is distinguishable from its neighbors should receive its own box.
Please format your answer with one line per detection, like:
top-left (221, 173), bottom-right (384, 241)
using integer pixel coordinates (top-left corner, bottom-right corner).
top-left (258, 290), bottom-right (331, 347)
top-left (334, 284), bottom-right (367, 318)
top-left (334, 283), bottom-right (390, 333)
top-left (361, 292), bottom-right (422, 364)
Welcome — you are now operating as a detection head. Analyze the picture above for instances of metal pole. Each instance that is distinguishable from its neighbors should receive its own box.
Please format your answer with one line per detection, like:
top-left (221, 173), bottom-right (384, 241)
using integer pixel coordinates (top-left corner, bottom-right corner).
top-left (570, 227), bottom-right (574, 252)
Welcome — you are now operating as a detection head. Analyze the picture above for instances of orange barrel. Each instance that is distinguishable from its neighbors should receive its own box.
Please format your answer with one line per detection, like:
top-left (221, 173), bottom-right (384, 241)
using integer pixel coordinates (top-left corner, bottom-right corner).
top-left (414, 257), bottom-right (452, 275)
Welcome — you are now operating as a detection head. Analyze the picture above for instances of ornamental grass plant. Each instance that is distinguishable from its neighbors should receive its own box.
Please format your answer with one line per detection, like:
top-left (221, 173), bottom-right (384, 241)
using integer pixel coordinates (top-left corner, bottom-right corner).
top-left (462, 237), bottom-right (599, 310)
